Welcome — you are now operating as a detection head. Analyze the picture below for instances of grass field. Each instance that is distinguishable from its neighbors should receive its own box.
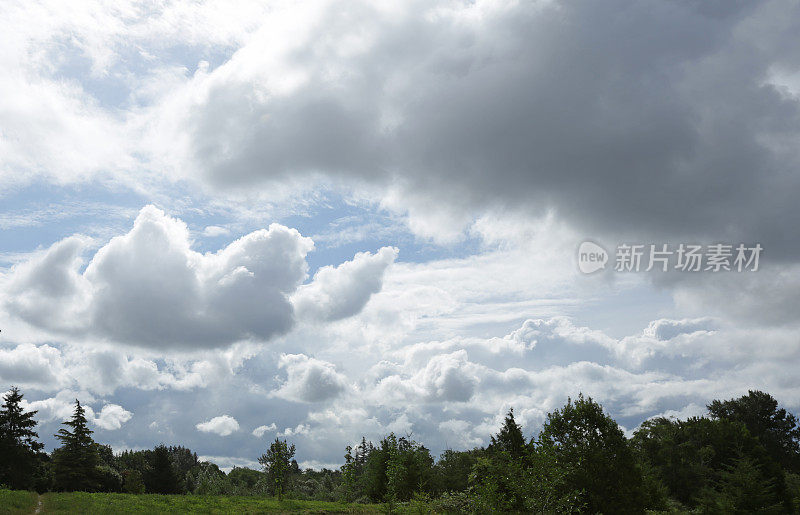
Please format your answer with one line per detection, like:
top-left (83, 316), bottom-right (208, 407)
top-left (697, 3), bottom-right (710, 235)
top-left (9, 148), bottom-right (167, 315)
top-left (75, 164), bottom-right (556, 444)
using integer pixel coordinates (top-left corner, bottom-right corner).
top-left (0, 490), bottom-right (406, 514)
top-left (0, 490), bottom-right (38, 515)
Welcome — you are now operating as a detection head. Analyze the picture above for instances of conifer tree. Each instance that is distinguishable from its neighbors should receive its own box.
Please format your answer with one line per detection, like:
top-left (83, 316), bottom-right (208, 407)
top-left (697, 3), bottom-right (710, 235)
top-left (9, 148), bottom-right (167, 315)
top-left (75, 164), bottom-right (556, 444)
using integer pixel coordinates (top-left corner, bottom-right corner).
top-left (53, 399), bottom-right (101, 491)
top-left (490, 408), bottom-right (526, 460)
top-left (0, 386), bottom-right (44, 489)
top-left (145, 444), bottom-right (182, 494)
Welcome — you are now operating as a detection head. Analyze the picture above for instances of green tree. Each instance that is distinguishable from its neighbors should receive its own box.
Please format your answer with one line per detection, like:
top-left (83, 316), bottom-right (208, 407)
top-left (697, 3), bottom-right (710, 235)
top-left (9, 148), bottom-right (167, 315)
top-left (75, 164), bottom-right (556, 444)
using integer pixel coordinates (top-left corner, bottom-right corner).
top-left (385, 434), bottom-right (434, 501)
top-left (0, 386), bottom-right (45, 490)
top-left (697, 452), bottom-right (784, 514)
top-left (145, 444), bottom-right (182, 494)
top-left (708, 390), bottom-right (800, 473)
top-left (228, 466), bottom-right (263, 492)
top-left (489, 408), bottom-right (526, 460)
top-left (340, 437), bottom-right (374, 502)
top-left (52, 399), bottom-right (101, 491)
top-left (258, 438), bottom-right (296, 500)
top-left (122, 469), bottom-right (146, 494)
top-left (363, 438), bottom-right (390, 502)
top-left (634, 415), bottom-right (791, 510)
top-left (431, 448), bottom-right (478, 494)
top-left (539, 394), bottom-right (646, 514)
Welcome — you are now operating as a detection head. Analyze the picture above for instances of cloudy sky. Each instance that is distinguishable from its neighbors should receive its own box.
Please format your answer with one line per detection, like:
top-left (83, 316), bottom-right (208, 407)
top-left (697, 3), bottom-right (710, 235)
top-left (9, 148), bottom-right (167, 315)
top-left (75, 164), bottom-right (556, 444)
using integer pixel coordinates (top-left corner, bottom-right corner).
top-left (2, 0), bottom-right (800, 470)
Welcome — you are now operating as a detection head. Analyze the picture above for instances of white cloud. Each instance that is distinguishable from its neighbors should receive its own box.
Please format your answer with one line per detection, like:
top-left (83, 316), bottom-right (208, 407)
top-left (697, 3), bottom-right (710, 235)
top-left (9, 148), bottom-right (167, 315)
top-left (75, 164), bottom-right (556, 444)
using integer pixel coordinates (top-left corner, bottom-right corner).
top-left (196, 415), bottom-right (240, 436)
top-left (642, 318), bottom-right (716, 341)
top-left (373, 350), bottom-right (479, 405)
top-left (3, 205), bottom-right (313, 348)
top-left (273, 354), bottom-right (348, 403)
top-left (252, 423), bottom-right (277, 437)
top-left (16, 391), bottom-right (132, 431)
top-left (93, 404), bottom-right (133, 430)
top-left (202, 225), bottom-right (230, 238)
top-left (279, 423), bottom-right (311, 437)
top-left (292, 246), bottom-right (397, 323)
top-left (0, 344), bottom-right (67, 390)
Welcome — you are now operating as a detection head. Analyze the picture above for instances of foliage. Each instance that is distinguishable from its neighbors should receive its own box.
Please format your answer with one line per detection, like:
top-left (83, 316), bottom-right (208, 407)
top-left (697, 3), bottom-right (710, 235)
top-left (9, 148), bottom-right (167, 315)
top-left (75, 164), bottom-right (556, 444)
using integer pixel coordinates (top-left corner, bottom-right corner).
top-left (340, 434), bottom-right (433, 503)
top-left (430, 449), bottom-right (478, 495)
top-left (385, 434), bottom-right (434, 502)
top-left (52, 400), bottom-right (102, 492)
top-left (0, 387), bottom-right (45, 490)
top-left (633, 415), bottom-right (790, 510)
top-left (539, 394), bottom-right (647, 513)
top-left (121, 469), bottom-right (145, 494)
top-left (144, 444), bottom-right (183, 494)
top-left (429, 490), bottom-right (476, 513)
top-left (708, 390), bottom-right (800, 473)
top-left (258, 438), bottom-right (296, 501)
top-left (696, 452), bottom-right (784, 514)
top-left (489, 408), bottom-right (526, 459)
top-left (3, 385), bottom-right (800, 512)
top-left (470, 418), bottom-right (583, 513)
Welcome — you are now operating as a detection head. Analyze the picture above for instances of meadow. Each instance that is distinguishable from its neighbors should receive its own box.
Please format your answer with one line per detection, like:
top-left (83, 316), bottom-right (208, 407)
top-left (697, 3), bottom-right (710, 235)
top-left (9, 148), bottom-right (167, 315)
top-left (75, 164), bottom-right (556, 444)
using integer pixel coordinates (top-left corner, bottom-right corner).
top-left (0, 490), bottom-right (394, 515)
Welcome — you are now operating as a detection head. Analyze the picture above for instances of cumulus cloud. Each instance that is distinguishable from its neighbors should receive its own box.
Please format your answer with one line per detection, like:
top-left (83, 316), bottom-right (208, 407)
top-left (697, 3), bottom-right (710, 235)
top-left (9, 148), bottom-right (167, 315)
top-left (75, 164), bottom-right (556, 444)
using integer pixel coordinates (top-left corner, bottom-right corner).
top-left (16, 391), bottom-right (132, 431)
top-left (252, 423), bottom-right (277, 437)
top-left (0, 341), bottom-right (251, 396)
top-left (93, 404), bottom-right (133, 430)
top-left (196, 415), bottom-right (240, 436)
top-left (273, 354), bottom-right (348, 403)
top-left (292, 246), bottom-right (397, 323)
top-left (643, 318), bottom-right (716, 341)
top-left (202, 225), bottom-right (230, 238)
top-left (0, 344), bottom-right (67, 390)
top-left (3, 205), bottom-right (313, 348)
top-left (373, 350), bottom-right (479, 404)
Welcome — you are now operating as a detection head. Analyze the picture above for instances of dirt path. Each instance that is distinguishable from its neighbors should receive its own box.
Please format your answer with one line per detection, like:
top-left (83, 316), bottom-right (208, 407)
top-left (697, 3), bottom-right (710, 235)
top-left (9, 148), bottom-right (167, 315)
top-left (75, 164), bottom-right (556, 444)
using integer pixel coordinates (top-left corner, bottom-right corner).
top-left (33, 494), bottom-right (43, 514)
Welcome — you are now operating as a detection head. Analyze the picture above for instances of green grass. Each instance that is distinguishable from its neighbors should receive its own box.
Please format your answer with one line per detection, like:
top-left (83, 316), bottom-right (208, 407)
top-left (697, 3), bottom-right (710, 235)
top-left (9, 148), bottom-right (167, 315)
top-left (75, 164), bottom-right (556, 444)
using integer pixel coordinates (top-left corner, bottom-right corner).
top-left (0, 489), bottom-right (38, 515)
top-left (36, 492), bottom-right (386, 514)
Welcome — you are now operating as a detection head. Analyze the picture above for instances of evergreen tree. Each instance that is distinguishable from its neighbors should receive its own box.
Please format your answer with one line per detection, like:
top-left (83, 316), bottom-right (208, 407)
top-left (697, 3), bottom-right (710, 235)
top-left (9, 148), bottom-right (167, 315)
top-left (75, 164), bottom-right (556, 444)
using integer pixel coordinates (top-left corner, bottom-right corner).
top-left (52, 399), bottom-right (101, 492)
top-left (708, 390), bottom-right (800, 473)
top-left (489, 408), bottom-right (526, 460)
top-left (258, 438), bottom-right (296, 500)
top-left (385, 434), bottom-right (434, 501)
top-left (697, 453), bottom-right (784, 514)
top-left (145, 444), bottom-right (182, 494)
top-left (0, 386), bottom-right (44, 489)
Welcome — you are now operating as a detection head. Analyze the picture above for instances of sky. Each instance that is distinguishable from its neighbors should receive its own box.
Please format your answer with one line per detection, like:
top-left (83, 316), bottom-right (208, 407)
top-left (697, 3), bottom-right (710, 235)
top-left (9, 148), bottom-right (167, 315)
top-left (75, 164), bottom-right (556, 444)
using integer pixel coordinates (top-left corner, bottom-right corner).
top-left (1, 0), bottom-right (800, 471)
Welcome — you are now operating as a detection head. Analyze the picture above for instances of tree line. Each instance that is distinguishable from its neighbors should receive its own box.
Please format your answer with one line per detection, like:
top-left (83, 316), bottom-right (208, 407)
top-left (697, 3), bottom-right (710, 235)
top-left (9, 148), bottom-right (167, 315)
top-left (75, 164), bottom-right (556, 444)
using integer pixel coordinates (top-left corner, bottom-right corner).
top-left (1, 387), bottom-right (800, 513)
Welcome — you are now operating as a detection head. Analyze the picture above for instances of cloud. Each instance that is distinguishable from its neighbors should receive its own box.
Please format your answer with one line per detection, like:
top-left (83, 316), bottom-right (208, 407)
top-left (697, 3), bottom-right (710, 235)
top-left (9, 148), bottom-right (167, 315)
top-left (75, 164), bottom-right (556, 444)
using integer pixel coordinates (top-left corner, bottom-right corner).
top-left (196, 415), bottom-right (240, 436)
top-left (279, 423), bottom-right (311, 437)
top-left (16, 391), bottom-right (132, 431)
top-left (292, 246), bottom-right (397, 322)
top-left (642, 318), bottom-right (716, 341)
top-left (3, 205), bottom-right (314, 348)
top-left (373, 350), bottom-right (479, 404)
top-left (162, 0), bottom-right (800, 254)
top-left (3, 236), bottom-right (93, 333)
top-left (93, 404), bottom-right (133, 430)
top-left (252, 423), bottom-right (277, 437)
top-left (0, 344), bottom-right (67, 390)
top-left (202, 225), bottom-right (230, 238)
top-left (273, 354), bottom-right (348, 403)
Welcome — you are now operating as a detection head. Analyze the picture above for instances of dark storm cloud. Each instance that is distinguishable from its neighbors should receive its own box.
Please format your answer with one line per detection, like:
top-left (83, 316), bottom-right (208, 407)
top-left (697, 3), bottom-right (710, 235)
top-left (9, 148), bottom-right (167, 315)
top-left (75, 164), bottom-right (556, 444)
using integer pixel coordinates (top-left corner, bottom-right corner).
top-left (187, 0), bottom-right (800, 257)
